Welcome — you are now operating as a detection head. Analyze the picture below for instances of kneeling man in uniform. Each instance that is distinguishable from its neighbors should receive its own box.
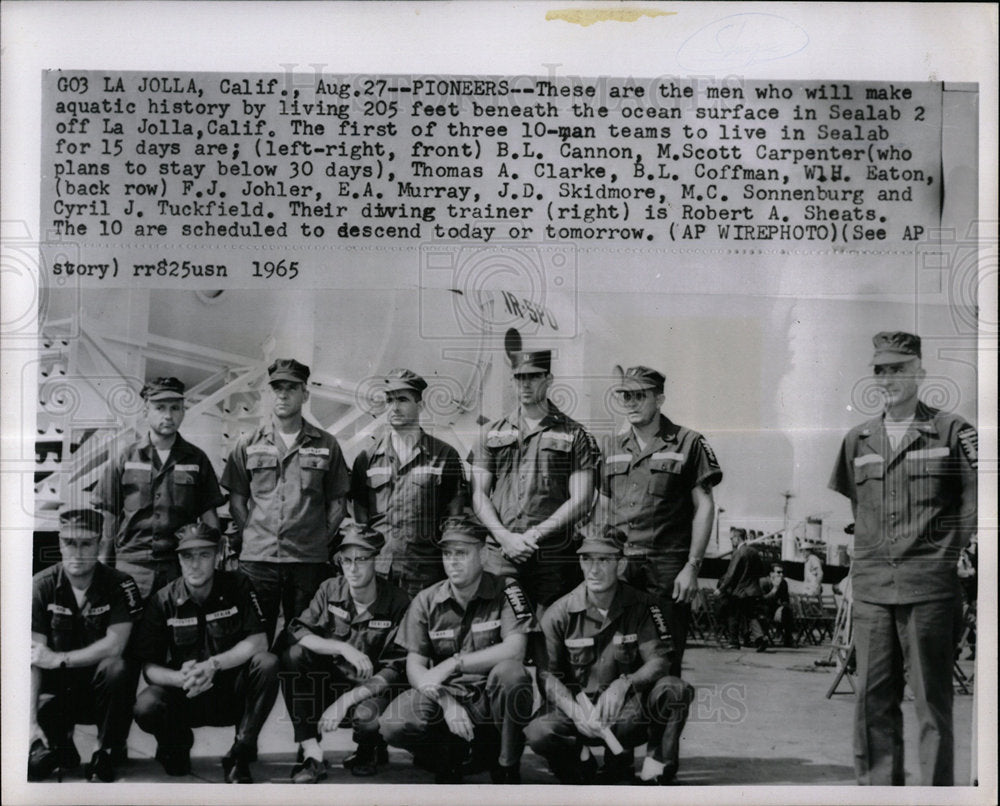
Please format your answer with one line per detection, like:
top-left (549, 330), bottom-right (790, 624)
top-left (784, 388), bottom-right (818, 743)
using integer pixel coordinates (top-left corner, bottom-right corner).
top-left (380, 515), bottom-right (535, 783)
top-left (280, 523), bottom-right (411, 782)
top-left (526, 525), bottom-right (694, 785)
top-left (133, 523), bottom-right (279, 782)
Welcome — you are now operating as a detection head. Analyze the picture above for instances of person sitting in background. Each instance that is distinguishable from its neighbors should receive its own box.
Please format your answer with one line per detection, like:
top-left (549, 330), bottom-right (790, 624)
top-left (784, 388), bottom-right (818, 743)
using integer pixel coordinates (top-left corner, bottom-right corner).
top-left (761, 564), bottom-right (795, 647)
top-left (713, 528), bottom-right (768, 651)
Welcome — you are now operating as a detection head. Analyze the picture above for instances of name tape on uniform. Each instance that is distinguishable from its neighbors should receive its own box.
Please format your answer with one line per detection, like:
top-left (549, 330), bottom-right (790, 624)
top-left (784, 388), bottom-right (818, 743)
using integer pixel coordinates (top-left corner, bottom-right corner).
top-left (124, 461), bottom-right (152, 471)
top-left (471, 619), bottom-right (502, 632)
top-left (429, 628), bottom-right (455, 640)
top-left (47, 603), bottom-right (73, 615)
top-left (853, 454), bottom-right (884, 467)
top-left (565, 637), bottom-right (595, 648)
top-left (168, 616), bottom-right (198, 627)
top-left (905, 447), bottom-right (949, 459)
top-left (607, 454), bottom-right (632, 464)
top-left (206, 606), bottom-right (239, 622)
top-left (174, 464), bottom-right (200, 472)
top-left (412, 465), bottom-right (443, 476)
top-left (86, 604), bottom-right (111, 616)
top-left (651, 451), bottom-right (685, 462)
top-left (327, 604), bottom-right (350, 619)
top-left (247, 445), bottom-right (278, 455)
top-left (612, 633), bottom-right (638, 644)
top-left (300, 446), bottom-right (330, 457)
top-left (368, 620), bottom-right (392, 629)
top-left (366, 467), bottom-right (392, 478)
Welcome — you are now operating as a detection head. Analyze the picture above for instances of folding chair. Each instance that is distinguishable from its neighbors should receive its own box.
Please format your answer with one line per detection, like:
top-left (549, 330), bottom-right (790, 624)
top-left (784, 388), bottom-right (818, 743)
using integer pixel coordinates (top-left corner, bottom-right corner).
top-left (825, 596), bottom-right (856, 697)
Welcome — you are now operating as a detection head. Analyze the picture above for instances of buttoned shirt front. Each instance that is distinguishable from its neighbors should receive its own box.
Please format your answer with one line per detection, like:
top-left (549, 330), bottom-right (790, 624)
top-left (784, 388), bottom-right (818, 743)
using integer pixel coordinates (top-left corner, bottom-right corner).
top-left (287, 575), bottom-right (411, 695)
top-left (350, 427), bottom-right (466, 569)
top-left (221, 419), bottom-right (350, 563)
top-left (396, 571), bottom-right (535, 698)
top-left (539, 581), bottom-right (672, 696)
top-left (603, 414), bottom-right (722, 555)
top-left (829, 403), bottom-right (977, 604)
top-left (472, 402), bottom-right (600, 543)
top-left (32, 562), bottom-right (142, 652)
top-left (133, 570), bottom-right (265, 668)
top-left (93, 433), bottom-right (225, 560)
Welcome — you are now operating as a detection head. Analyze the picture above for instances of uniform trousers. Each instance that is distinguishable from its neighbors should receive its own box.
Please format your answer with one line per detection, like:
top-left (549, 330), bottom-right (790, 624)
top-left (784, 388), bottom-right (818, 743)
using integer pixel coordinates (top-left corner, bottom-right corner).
top-left (483, 543), bottom-right (580, 610)
top-left (525, 676), bottom-right (694, 775)
top-left (852, 597), bottom-right (955, 785)
top-left (238, 561), bottom-right (328, 645)
top-left (379, 659), bottom-right (533, 768)
top-left (622, 551), bottom-right (689, 677)
top-left (37, 656), bottom-right (135, 751)
top-left (134, 651), bottom-right (279, 755)
top-left (280, 643), bottom-right (393, 745)
top-left (116, 557), bottom-right (180, 601)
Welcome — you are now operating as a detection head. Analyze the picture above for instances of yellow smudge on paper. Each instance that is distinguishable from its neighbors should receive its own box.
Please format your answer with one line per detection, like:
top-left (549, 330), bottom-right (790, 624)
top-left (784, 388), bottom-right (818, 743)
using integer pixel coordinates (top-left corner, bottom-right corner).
top-left (546, 8), bottom-right (675, 26)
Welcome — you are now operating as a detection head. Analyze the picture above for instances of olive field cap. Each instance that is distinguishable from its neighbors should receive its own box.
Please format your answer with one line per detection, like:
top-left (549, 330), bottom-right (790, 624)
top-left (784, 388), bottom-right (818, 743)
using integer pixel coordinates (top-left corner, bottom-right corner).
top-left (58, 508), bottom-right (104, 538)
top-left (437, 515), bottom-right (489, 545)
top-left (383, 368), bottom-right (428, 395)
top-left (871, 331), bottom-right (922, 365)
top-left (142, 377), bottom-right (186, 401)
top-left (613, 365), bottom-right (665, 393)
top-left (338, 522), bottom-right (387, 554)
top-left (511, 350), bottom-right (552, 376)
top-left (268, 358), bottom-right (310, 384)
top-left (175, 522), bottom-right (222, 552)
top-left (576, 522), bottom-right (625, 556)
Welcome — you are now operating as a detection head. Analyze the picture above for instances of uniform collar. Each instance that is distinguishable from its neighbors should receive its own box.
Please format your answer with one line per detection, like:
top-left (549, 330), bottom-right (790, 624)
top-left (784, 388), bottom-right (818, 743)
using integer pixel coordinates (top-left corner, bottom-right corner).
top-left (565, 580), bottom-right (640, 624)
top-left (328, 575), bottom-right (397, 619)
top-left (500, 400), bottom-right (568, 434)
top-left (175, 573), bottom-right (221, 607)
top-left (54, 562), bottom-right (98, 609)
top-left (371, 425), bottom-right (429, 460)
top-left (431, 570), bottom-right (498, 606)
top-left (138, 432), bottom-right (192, 462)
top-left (858, 401), bottom-right (940, 458)
top-left (619, 413), bottom-right (679, 454)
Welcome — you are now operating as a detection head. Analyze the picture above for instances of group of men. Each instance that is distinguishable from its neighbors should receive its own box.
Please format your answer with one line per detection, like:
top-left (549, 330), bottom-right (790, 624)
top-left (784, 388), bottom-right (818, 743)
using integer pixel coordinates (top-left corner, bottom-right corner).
top-left (29, 330), bottom-right (978, 787)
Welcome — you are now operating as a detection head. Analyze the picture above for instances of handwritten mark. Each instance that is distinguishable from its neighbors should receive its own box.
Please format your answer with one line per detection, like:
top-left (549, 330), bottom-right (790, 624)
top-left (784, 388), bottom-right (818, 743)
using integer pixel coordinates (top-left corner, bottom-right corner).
top-left (546, 8), bottom-right (676, 26)
top-left (678, 13), bottom-right (809, 71)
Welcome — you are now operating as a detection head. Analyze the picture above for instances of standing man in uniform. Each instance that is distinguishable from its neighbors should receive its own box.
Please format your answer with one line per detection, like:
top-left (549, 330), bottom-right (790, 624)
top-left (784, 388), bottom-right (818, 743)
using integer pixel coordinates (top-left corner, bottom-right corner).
top-left (29, 508), bottom-right (142, 782)
top-left (94, 377), bottom-right (224, 600)
top-left (380, 516), bottom-right (536, 784)
top-left (350, 368), bottom-right (467, 597)
top-left (601, 366), bottom-right (722, 677)
top-left (472, 350), bottom-right (601, 611)
top-left (221, 359), bottom-right (350, 644)
top-left (830, 332), bottom-right (977, 786)
top-left (133, 523), bottom-right (280, 783)
top-left (526, 525), bottom-right (694, 785)
top-left (280, 523), bottom-right (411, 782)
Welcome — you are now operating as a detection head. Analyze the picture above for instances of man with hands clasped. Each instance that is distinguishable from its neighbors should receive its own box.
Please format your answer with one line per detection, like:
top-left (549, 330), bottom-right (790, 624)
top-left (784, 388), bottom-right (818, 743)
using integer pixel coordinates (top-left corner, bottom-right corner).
top-left (280, 522), bottom-right (410, 783)
top-left (132, 522), bottom-right (279, 783)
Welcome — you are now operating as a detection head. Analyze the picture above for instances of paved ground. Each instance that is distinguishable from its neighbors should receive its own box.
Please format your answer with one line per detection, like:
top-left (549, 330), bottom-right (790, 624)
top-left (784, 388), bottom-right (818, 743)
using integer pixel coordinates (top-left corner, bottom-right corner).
top-left (54, 638), bottom-right (976, 787)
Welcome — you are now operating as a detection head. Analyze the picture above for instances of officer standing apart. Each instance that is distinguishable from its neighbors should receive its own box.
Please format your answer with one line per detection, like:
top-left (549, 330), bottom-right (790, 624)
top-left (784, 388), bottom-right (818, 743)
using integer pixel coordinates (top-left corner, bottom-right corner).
top-left (380, 516), bottom-right (536, 784)
top-left (472, 350), bottom-right (601, 611)
top-left (526, 525), bottom-right (694, 785)
top-left (829, 332), bottom-right (977, 786)
top-left (280, 523), bottom-right (411, 783)
top-left (133, 523), bottom-right (280, 783)
top-left (94, 377), bottom-right (224, 599)
top-left (222, 359), bottom-right (350, 644)
top-left (602, 366), bottom-right (722, 677)
top-left (29, 508), bottom-right (142, 782)
top-left (351, 368), bottom-right (467, 597)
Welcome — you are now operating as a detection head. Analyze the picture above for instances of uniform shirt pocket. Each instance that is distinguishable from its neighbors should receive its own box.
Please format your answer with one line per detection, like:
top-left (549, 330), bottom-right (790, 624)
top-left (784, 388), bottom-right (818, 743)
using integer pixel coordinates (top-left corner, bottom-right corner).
top-left (172, 464), bottom-right (199, 508)
top-left (429, 627), bottom-right (459, 659)
top-left (565, 636), bottom-right (596, 667)
top-left (168, 616), bottom-right (200, 647)
top-left (612, 632), bottom-right (639, 666)
top-left (300, 455), bottom-right (331, 494)
top-left (905, 448), bottom-right (952, 505)
top-left (470, 618), bottom-right (502, 650)
top-left (205, 606), bottom-right (242, 651)
top-left (647, 456), bottom-right (684, 497)
top-left (122, 462), bottom-right (152, 511)
top-left (247, 452), bottom-right (279, 495)
top-left (47, 606), bottom-right (76, 651)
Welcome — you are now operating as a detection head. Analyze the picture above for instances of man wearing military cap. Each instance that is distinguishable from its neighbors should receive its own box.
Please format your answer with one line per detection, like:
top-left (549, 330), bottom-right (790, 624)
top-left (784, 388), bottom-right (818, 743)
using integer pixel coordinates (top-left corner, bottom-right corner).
top-left (132, 522), bottom-right (279, 782)
top-left (350, 368), bottom-right (467, 597)
top-left (525, 524), bottom-right (694, 785)
top-left (830, 331), bottom-right (977, 786)
top-left (600, 365), bottom-right (722, 677)
top-left (221, 358), bottom-right (350, 644)
top-left (29, 508), bottom-right (143, 782)
top-left (472, 349), bottom-right (601, 611)
top-left (279, 522), bottom-right (411, 782)
top-left (380, 515), bottom-right (536, 784)
top-left (94, 376), bottom-right (224, 600)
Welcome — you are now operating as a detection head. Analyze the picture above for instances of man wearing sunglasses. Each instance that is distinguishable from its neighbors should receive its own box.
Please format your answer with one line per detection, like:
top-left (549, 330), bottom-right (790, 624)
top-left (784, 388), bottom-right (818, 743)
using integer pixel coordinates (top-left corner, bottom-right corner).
top-left (601, 366), bottom-right (722, 677)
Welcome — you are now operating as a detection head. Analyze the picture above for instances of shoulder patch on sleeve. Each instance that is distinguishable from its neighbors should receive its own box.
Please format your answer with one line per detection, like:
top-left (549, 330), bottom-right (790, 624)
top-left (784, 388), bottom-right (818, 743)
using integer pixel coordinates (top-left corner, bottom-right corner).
top-left (699, 437), bottom-right (720, 470)
top-left (503, 581), bottom-right (533, 621)
top-left (649, 603), bottom-right (671, 642)
top-left (119, 577), bottom-right (143, 618)
top-left (958, 427), bottom-right (978, 468)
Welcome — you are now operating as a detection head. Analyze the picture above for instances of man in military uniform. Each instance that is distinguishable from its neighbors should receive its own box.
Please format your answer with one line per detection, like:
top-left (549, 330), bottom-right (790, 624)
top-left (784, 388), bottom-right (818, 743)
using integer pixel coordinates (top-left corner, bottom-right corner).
top-left (472, 349), bottom-right (600, 611)
top-left (380, 516), bottom-right (535, 784)
top-left (280, 523), bottom-right (411, 782)
top-left (350, 368), bottom-right (467, 597)
top-left (714, 527), bottom-right (769, 651)
top-left (221, 358), bottom-right (350, 644)
top-left (830, 332), bottom-right (978, 786)
top-left (94, 376), bottom-right (224, 600)
top-left (525, 525), bottom-right (694, 785)
top-left (601, 365), bottom-right (722, 676)
top-left (29, 508), bottom-right (142, 782)
top-left (132, 523), bottom-right (279, 783)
